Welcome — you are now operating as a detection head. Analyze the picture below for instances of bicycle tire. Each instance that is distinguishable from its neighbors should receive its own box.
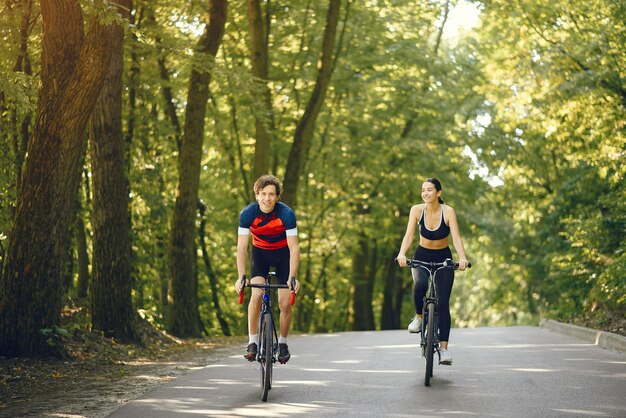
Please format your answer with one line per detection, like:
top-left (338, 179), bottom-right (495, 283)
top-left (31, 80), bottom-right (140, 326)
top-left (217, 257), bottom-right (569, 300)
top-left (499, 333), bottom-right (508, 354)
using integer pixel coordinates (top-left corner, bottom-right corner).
top-left (259, 313), bottom-right (273, 401)
top-left (424, 302), bottom-right (435, 386)
top-left (266, 315), bottom-right (273, 390)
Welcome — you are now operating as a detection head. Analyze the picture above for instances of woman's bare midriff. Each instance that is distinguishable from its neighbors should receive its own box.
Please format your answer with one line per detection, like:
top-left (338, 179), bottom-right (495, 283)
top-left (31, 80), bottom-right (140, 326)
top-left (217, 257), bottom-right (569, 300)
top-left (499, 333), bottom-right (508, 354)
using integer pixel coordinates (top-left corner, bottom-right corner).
top-left (419, 236), bottom-right (449, 250)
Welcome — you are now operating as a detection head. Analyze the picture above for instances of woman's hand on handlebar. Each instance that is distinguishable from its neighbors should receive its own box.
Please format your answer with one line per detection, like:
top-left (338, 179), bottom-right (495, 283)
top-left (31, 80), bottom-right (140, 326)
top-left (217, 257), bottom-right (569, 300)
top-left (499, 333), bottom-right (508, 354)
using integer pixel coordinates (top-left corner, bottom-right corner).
top-left (396, 254), bottom-right (408, 268)
top-left (458, 259), bottom-right (469, 271)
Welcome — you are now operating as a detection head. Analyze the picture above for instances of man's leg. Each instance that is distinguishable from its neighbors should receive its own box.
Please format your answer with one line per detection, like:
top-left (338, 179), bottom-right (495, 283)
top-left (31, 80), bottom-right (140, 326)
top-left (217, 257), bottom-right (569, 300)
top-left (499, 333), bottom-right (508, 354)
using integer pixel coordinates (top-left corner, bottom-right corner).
top-left (277, 288), bottom-right (293, 337)
top-left (244, 276), bottom-right (264, 360)
top-left (277, 288), bottom-right (293, 363)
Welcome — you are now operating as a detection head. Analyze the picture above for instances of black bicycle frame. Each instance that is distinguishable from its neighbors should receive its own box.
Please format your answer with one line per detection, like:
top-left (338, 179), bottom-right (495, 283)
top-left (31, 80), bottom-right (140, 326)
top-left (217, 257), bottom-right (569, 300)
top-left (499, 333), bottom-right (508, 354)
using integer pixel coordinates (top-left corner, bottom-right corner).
top-left (410, 261), bottom-right (448, 358)
top-left (238, 272), bottom-right (296, 400)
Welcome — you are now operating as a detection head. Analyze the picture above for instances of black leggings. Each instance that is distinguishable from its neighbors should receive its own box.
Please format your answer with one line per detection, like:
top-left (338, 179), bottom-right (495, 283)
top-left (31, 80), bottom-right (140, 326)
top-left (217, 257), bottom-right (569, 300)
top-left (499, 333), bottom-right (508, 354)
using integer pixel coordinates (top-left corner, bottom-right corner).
top-left (412, 246), bottom-right (454, 341)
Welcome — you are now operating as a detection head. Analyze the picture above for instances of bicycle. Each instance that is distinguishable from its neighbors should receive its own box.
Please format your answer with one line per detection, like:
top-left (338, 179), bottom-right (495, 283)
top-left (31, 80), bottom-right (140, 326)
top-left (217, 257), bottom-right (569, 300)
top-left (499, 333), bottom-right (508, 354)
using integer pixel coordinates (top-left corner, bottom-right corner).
top-left (404, 258), bottom-right (471, 387)
top-left (238, 272), bottom-right (296, 401)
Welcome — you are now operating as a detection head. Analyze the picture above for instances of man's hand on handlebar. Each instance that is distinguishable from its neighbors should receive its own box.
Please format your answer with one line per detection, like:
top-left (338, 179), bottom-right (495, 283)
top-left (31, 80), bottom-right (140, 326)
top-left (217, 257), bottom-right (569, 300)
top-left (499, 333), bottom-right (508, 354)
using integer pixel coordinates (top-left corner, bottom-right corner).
top-left (289, 277), bottom-right (300, 294)
top-left (235, 275), bottom-right (246, 294)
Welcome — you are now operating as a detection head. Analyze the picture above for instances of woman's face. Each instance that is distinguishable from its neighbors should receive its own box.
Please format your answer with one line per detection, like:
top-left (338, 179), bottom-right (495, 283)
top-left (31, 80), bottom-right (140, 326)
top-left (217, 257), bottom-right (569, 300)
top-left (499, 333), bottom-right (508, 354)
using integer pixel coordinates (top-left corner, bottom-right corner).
top-left (421, 182), bottom-right (441, 204)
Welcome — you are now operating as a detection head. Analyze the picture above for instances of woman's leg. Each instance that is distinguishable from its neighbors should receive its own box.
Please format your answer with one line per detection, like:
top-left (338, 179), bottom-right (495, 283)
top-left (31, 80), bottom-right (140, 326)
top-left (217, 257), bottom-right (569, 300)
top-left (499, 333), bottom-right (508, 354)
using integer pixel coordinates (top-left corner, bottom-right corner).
top-left (435, 268), bottom-right (455, 348)
top-left (412, 267), bottom-right (429, 315)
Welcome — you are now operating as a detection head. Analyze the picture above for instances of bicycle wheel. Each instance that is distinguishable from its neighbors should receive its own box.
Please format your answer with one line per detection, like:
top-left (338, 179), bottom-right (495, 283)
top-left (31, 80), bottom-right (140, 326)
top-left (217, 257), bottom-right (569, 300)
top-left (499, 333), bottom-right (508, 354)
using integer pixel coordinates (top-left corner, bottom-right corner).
top-left (259, 313), bottom-right (273, 401)
top-left (424, 302), bottom-right (435, 386)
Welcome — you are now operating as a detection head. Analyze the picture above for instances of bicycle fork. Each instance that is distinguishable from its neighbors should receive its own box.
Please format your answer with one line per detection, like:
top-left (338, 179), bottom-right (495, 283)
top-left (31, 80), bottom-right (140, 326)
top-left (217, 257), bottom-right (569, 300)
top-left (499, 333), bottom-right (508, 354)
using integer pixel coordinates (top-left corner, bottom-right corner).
top-left (258, 294), bottom-right (277, 363)
top-left (420, 299), bottom-right (441, 357)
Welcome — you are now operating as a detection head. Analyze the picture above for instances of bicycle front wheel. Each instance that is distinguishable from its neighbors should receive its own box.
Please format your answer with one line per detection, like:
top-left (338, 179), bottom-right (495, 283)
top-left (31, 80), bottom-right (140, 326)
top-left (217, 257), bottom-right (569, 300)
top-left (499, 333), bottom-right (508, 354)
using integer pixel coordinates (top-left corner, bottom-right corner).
top-left (424, 302), bottom-right (435, 386)
top-left (259, 312), bottom-right (273, 401)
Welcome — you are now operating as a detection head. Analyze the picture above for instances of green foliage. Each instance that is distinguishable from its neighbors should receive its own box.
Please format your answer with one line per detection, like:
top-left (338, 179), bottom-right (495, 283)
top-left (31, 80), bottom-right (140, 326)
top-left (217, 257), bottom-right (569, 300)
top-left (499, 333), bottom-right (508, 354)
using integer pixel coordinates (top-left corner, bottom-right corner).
top-left (40, 326), bottom-right (71, 348)
top-left (1, 0), bottom-right (623, 339)
top-left (468, 0), bottom-right (626, 326)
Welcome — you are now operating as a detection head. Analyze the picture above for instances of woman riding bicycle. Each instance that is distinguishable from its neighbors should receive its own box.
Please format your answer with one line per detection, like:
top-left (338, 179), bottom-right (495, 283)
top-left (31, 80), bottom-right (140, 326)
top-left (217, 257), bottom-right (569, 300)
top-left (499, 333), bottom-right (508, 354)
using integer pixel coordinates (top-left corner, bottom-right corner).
top-left (396, 177), bottom-right (469, 364)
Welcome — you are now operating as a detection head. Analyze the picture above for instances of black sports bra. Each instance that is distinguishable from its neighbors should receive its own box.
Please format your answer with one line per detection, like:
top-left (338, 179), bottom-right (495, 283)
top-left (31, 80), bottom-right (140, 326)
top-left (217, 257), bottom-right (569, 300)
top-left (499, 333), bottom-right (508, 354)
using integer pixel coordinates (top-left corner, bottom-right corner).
top-left (419, 205), bottom-right (450, 240)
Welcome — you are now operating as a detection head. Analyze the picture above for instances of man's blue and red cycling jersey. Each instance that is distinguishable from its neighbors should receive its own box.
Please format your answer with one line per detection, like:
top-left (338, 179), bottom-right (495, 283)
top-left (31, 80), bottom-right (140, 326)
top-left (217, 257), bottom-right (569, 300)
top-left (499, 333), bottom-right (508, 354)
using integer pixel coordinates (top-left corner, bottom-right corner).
top-left (238, 202), bottom-right (297, 250)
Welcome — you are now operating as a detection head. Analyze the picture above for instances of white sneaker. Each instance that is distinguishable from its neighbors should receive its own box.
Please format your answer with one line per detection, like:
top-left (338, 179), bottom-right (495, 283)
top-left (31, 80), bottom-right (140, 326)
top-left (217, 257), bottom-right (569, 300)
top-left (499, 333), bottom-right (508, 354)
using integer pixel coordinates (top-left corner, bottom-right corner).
top-left (407, 316), bottom-right (422, 333)
top-left (439, 348), bottom-right (452, 365)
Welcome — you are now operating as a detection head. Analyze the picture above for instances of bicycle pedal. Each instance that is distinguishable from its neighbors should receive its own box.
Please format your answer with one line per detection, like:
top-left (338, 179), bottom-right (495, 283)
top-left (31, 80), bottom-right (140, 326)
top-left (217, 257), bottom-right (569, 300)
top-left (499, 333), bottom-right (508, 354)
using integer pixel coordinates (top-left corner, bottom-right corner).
top-left (439, 360), bottom-right (452, 366)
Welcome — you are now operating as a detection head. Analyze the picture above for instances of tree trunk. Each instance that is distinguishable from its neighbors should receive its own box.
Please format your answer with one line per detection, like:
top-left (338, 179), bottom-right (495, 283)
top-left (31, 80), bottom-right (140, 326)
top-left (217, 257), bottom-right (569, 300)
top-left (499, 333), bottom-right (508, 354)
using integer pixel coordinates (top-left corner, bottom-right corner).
top-left (90, 0), bottom-right (138, 343)
top-left (282, 0), bottom-right (341, 208)
top-left (75, 210), bottom-right (90, 299)
top-left (198, 201), bottom-right (231, 336)
top-left (247, 0), bottom-right (274, 179)
top-left (169, 0), bottom-right (227, 338)
top-left (350, 234), bottom-right (375, 331)
top-left (0, 0), bottom-right (122, 357)
top-left (380, 256), bottom-right (401, 330)
top-left (76, 169), bottom-right (91, 300)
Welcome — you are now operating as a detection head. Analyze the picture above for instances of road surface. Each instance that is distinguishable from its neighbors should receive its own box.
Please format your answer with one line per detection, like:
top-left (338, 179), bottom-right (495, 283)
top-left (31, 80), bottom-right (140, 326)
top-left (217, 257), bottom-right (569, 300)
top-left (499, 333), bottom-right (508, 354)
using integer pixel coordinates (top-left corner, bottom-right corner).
top-left (109, 327), bottom-right (626, 417)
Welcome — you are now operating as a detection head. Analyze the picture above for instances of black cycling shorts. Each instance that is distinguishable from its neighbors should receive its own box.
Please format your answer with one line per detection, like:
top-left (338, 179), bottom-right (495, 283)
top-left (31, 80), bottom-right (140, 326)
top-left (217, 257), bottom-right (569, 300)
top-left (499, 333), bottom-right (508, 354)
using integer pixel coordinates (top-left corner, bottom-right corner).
top-left (250, 245), bottom-right (290, 285)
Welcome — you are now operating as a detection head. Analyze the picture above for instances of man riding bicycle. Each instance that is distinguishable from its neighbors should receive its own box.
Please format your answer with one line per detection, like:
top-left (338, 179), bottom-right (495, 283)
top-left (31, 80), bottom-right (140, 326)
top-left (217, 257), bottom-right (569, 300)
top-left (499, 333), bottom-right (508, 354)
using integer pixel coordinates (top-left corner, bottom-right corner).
top-left (234, 175), bottom-right (300, 364)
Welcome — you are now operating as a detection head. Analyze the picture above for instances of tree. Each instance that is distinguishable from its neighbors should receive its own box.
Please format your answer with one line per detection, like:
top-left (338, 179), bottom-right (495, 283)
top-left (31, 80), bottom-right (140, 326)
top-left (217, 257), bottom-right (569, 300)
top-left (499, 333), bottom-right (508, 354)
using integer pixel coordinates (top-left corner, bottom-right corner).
top-left (247, 0), bottom-right (275, 179)
top-left (0, 0), bottom-right (126, 357)
top-left (169, 0), bottom-right (227, 338)
top-left (282, 0), bottom-right (341, 207)
top-left (89, 0), bottom-right (138, 342)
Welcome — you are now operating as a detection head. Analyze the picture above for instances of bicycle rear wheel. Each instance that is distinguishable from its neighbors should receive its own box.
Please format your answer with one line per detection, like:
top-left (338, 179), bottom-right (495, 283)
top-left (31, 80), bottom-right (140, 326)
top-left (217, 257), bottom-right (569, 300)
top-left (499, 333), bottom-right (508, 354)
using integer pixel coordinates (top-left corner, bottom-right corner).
top-left (424, 302), bottom-right (435, 386)
top-left (259, 313), bottom-right (273, 401)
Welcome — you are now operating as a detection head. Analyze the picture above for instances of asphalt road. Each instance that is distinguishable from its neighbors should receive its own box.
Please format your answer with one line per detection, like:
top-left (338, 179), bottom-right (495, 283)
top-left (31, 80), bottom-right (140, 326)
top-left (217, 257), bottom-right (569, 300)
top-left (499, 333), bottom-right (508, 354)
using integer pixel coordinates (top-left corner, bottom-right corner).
top-left (108, 327), bottom-right (626, 417)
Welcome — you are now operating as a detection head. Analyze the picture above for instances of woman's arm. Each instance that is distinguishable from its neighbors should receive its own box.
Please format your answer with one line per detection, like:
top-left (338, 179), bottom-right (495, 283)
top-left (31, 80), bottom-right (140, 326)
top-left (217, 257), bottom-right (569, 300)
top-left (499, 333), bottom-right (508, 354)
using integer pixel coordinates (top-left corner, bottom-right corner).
top-left (397, 204), bottom-right (420, 267)
top-left (446, 206), bottom-right (469, 270)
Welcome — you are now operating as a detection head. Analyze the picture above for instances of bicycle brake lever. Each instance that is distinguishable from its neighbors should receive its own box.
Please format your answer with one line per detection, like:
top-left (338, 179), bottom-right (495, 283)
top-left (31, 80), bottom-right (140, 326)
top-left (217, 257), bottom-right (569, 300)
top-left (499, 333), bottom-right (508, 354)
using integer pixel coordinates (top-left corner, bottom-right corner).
top-left (289, 277), bottom-right (297, 305)
top-left (238, 276), bottom-right (246, 304)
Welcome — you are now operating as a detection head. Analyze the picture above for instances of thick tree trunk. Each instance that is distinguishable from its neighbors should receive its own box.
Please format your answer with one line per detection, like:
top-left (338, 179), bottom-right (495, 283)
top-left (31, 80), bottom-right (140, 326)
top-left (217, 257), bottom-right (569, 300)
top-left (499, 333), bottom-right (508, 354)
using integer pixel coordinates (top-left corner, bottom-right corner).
top-left (247, 0), bottom-right (274, 179)
top-left (0, 0), bottom-right (122, 357)
top-left (169, 0), bottom-right (227, 338)
top-left (282, 0), bottom-right (340, 208)
top-left (90, 0), bottom-right (138, 343)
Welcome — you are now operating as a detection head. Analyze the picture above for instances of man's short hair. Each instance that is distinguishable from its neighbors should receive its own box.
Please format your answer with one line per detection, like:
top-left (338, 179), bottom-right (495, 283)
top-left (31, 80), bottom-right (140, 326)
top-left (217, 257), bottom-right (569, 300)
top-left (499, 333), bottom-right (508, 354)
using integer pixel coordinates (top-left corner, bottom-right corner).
top-left (253, 175), bottom-right (281, 196)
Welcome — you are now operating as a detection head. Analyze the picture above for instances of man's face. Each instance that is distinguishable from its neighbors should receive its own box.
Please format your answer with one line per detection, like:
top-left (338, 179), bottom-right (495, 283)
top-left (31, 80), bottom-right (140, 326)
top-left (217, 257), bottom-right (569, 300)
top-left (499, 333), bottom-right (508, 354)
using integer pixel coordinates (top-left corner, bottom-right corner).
top-left (256, 184), bottom-right (279, 213)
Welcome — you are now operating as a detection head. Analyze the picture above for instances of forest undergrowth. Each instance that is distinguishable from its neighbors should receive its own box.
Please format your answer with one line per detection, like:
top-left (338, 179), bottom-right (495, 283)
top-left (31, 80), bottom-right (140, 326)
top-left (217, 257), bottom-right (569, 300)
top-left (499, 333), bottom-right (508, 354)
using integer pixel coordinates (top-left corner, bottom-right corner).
top-left (0, 299), bottom-right (243, 417)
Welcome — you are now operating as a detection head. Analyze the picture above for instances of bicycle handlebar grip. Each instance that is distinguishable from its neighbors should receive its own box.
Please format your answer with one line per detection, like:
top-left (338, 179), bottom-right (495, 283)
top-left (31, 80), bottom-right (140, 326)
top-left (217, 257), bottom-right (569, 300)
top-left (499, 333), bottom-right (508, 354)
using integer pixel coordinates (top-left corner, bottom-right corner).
top-left (238, 289), bottom-right (245, 304)
top-left (290, 291), bottom-right (296, 306)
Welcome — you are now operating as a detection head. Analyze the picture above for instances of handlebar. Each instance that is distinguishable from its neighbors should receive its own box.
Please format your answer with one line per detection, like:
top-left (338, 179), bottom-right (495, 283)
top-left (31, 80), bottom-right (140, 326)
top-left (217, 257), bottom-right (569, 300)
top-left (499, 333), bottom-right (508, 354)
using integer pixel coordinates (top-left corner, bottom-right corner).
top-left (237, 276), bottom-right (297, 305)
top-left (400, 258), bottom-right (472, 270)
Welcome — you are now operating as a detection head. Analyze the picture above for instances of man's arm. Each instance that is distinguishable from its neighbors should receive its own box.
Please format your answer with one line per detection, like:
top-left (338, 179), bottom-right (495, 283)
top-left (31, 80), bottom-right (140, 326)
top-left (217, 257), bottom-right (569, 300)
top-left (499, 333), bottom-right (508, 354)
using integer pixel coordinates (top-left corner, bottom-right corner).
top-left (235, 233), bottom-right (249, 292)
top-left (287, 235), bottom-right (300, 293)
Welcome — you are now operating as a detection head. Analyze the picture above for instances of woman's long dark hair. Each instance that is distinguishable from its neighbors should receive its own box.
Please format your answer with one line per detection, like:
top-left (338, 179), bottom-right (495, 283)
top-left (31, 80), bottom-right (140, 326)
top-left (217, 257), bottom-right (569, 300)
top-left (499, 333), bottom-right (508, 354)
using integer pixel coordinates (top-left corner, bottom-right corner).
top-left (425, 177), bottom-right (444, 204)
